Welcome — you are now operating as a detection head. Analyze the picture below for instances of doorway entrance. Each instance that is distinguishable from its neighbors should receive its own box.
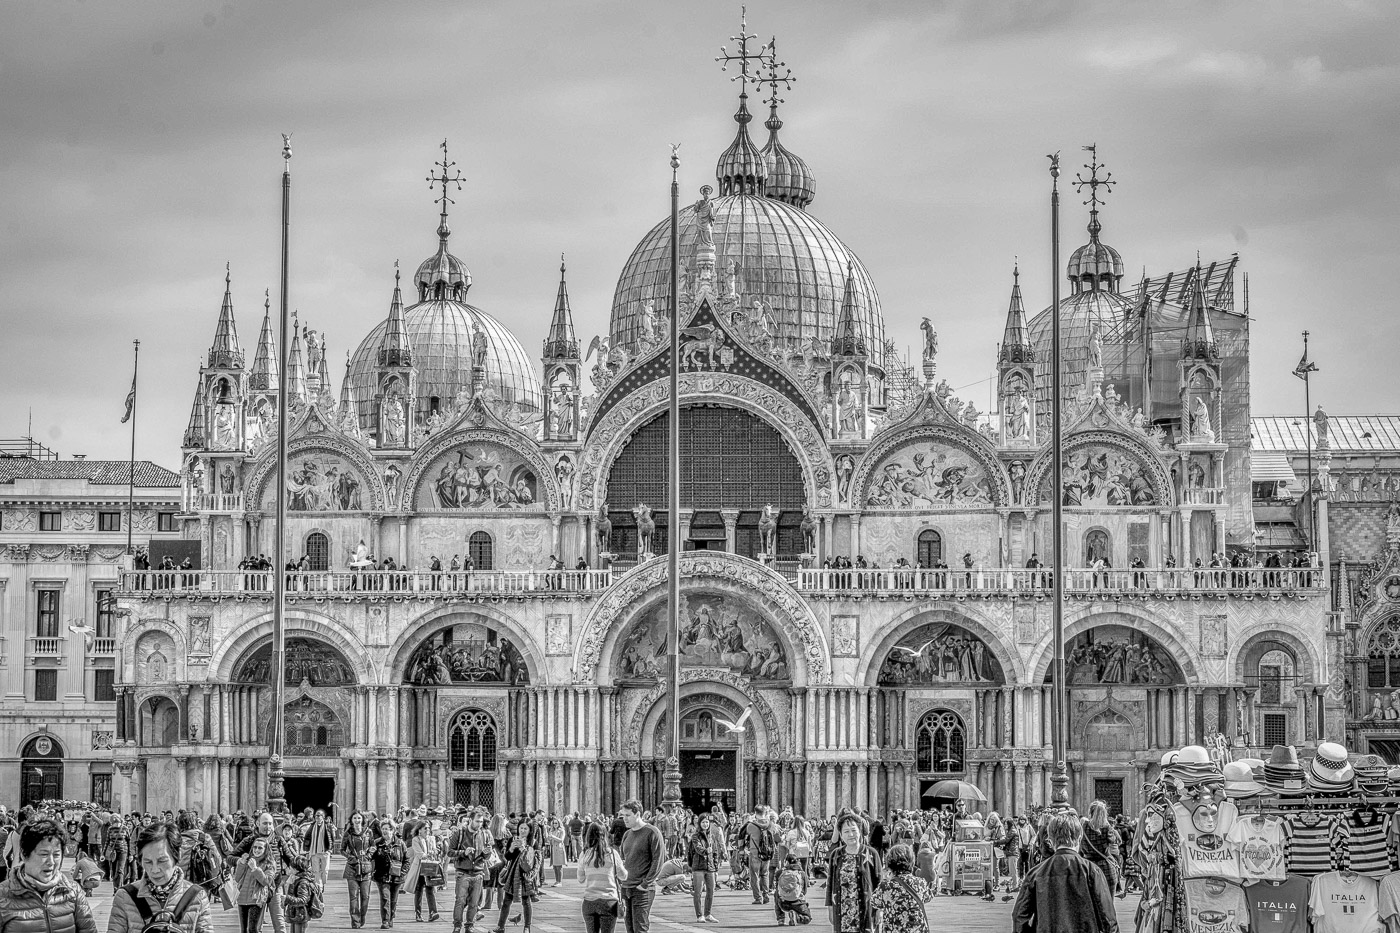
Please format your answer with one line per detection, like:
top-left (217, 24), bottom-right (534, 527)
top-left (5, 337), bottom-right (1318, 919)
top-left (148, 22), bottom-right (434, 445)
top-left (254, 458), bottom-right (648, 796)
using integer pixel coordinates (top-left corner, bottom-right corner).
top-left (1092, 778), bottom-right (1124, 815)
top-left (680, 749), bottom-right (737, 813)
top-left (453, 778), bottom-right (495, 809)
top-left (20, 735), bottom-right (65, 808)
top-left (284, 776), bottom-right (335, 814)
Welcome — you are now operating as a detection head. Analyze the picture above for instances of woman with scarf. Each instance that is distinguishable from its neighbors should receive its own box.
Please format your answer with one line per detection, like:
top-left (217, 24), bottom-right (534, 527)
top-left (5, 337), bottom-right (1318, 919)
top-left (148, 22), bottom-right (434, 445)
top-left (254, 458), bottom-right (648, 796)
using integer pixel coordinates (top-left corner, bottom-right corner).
top-left (341, 813), bottom-right (375, 930)
top-left (489, 820), bottom-right (537, 933)
top-left (108, 822), bottom-right (212, 933)
top-left (0, 818), bottom-right (96, 933)
top-left (825, 814), bottom-right (881, 933)
top-left (686, 814), bottom-right (721, 924)
top-left (370, 820), bottom-right (409, 929)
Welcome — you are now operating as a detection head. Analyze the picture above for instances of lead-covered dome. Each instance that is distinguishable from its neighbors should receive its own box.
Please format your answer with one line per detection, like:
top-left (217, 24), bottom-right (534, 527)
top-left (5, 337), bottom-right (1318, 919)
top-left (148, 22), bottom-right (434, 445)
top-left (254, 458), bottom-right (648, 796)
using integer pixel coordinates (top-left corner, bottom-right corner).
top-left (609, 194), bottom-right (883, 355)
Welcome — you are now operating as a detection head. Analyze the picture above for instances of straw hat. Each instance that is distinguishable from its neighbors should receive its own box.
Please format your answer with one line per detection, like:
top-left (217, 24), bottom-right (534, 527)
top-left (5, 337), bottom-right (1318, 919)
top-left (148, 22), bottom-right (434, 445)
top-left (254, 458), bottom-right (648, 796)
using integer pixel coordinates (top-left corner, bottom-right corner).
top-left (1306, 742), bottom-right (1354, 792)
top-left (1222, 761), bottom-right (1266, 798)
top-left (1260, 744), bottom-right (1306, 794)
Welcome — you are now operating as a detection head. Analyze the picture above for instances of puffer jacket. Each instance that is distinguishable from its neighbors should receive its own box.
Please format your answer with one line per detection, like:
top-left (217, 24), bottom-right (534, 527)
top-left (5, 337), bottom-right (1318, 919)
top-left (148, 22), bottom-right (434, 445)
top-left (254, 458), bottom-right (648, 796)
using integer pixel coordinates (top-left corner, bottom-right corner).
top-left (0, 871), bottom-right (97, 933)
top-left (107, 876), bottom-right (212, 933)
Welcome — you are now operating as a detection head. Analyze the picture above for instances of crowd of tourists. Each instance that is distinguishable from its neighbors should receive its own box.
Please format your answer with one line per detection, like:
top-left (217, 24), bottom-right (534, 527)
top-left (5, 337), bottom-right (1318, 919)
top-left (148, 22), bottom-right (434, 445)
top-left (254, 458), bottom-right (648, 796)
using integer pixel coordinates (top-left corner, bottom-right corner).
top-left (0, 796), bottom-right (1132, 933)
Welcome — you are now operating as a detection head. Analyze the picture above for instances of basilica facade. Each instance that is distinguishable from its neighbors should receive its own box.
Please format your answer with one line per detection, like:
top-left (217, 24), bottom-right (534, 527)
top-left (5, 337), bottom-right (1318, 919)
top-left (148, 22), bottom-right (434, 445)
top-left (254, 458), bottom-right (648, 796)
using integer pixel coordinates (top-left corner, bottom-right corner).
top-left (113, 64), bottom-right (1335, 820)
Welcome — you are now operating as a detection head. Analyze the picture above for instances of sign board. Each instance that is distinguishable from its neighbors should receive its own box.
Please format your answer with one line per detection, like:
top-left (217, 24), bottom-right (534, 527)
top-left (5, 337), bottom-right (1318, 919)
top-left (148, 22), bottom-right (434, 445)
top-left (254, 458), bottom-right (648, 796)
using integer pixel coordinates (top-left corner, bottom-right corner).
top-left (951, 841), bottom-right (994, 893)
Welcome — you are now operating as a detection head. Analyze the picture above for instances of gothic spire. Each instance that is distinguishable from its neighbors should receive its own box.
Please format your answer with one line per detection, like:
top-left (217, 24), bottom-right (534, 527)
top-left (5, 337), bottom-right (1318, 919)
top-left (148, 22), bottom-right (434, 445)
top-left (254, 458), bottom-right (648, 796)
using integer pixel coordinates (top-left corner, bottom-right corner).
top-left (543, 257), bottom-right (579, 360)
top-left (249, 290), bottom-right (278, 392)
top-left (182, 379), bottom-right (205, 449)
top-left (1183, 259), bottom-right (1217, 361)
top-left (286, 315), bottom-right (307, 402)
top-left (208, 263), bottom-right (243, 368)
top-left (999, 263), bottom-right (1035, 364)
top-left (316, 334), bottom-right (332, 401)
top-left (339, 351), bottom-right (353, 414)
top-left (378, 266), bottom-right (414, 367)
top-left (831, 260), bottom-right (866, 357)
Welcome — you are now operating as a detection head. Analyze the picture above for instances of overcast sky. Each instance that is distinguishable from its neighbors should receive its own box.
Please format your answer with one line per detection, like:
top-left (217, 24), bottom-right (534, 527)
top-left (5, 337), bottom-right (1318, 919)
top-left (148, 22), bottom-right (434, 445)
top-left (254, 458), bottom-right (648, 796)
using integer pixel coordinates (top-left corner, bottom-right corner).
top-left (2, 0), bottom-right (1397, 466)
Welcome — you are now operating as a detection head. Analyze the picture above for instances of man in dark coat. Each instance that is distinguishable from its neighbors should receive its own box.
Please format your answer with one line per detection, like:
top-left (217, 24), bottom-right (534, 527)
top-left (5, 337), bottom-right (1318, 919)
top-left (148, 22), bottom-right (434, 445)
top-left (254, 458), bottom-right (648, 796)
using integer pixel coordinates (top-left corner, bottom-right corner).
top-left (1012, 812), bottom-right (1117, 933)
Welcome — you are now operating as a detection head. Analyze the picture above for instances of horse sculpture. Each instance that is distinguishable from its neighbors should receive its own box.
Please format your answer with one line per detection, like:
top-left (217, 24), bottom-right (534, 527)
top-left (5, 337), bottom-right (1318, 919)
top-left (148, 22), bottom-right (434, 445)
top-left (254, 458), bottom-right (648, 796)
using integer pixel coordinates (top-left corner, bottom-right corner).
top-left (596, 502), bottom-right (613, 554)
top-left (634, 502), bottom-right (656, 556)
top-left (799, 506), bottom-right (817, 555)
top-left (758, 504), bottom-right (779, 556)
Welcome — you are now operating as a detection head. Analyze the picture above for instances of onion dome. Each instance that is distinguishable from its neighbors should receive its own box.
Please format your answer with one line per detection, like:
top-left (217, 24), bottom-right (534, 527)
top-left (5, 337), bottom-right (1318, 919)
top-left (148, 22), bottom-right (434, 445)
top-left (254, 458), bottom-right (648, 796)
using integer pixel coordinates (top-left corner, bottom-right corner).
top-left (249, 292), bottom-right (278, 391)
top-left (760, 104), bottom-right (814, 210)
top-left (1066, 210), bottom-right (1123, 293)
top-left (414, 214), bottom-right (472, 301)
top-left (207, 265), bottom-right (244, 369)
top-left (715, 93), bottom-right (768, 197)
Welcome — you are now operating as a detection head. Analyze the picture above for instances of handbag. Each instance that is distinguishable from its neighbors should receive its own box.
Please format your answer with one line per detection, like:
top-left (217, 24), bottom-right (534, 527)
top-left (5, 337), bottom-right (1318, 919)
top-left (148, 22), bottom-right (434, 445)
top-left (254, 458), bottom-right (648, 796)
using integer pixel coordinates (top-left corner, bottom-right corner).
top-left (218, 876), bottom-right (239, 911)
top-left (420, 858), bottom-right (445, 887)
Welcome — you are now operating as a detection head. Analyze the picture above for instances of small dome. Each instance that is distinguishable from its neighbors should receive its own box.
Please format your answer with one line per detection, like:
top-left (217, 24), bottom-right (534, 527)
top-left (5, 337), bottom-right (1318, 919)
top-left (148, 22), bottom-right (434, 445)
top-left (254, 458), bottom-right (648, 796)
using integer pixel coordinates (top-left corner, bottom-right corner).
top-left (715, 93), bottom-right (768, 197)
top-left (760, 107), bottom-right (815, 210)
top-left (1026, 288), bottom-right (1139, 410)
top-left (1066, 214), bottom-right (1123, 293)
top-left (414, 219), bottom-right (473, 301)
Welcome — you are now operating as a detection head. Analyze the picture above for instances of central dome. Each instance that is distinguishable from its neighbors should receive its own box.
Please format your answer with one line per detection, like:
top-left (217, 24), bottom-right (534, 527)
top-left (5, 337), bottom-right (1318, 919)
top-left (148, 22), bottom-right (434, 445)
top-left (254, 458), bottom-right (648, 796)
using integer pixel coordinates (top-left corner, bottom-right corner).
top-left (348, 298), bottom-right (542, 430)
top-left (609, 193), bottom-right (884, 354)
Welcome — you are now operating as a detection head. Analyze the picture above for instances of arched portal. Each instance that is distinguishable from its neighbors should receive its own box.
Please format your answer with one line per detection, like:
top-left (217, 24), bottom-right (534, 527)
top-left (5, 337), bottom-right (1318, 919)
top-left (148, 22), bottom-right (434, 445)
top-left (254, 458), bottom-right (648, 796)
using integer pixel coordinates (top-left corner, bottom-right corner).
top-left (877, 622), bottom-right (1005, 685)
top-left (20, 735), bottom-right (64, 808)
top-left (404, 620), bottom-right (531, 686)
top-left (144, 696), bottom-right (181, 747)
top-left (447, 708), bottom-right (498, 809)
top-left (234, 637), bottom-right (356, 687)
top-left (605, 406), bottom-right (806, 559)
top-left (1053, 624), bottom-right (1184, 687)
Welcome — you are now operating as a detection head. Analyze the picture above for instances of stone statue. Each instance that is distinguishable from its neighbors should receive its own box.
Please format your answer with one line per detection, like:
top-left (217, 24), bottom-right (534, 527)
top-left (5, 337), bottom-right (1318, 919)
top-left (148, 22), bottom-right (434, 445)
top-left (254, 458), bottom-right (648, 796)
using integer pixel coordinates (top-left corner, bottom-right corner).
top-left (555, 455), bottom-right (575, 510)
top-left (1088, 324), bottom-right (1103, 369)
top-left (211, 403), bottom-right (239, 450)
top-left (633, 503), bottom-right (656, 556)
top-left (384, 463), bottom-right (402, 502)
top-left (799, 506), bottom-right (817, 554)
top-left (1189, 460), bottom-right (1207, 488)
top-left (836, 454), bottom-right (856, 504)
top-left (758, 504), bottom-right (779, 556)
top-left (1388, 690), bottom-right (1400, 721)
top-left (1192, 396), bottom-right (1214, 442)
top-left (382, 397), bottom-right (407, 447)
top-left (1130, 407), bottom-right (1145, 428)
top-left (920, 317), bottom-right (938, 362)
top-left (837, 382), bottom-right (859, 434)
top-left (1367, 694), bottom-right (1384, 721)
top-left (1008, 460), bottom-right (1026, 504)
top-left (1388, 502), bottom-right (1400, 546)
top-left (1314, 405), bottom-right (1330, 449)
top-left (728, 260), bottom-right (741, 298)
top-left (694, 185), bottom-right (716, 253)
top-left (472, 322), bottom-right (490, 372)
top-left (596, 502), bottom-right (613, 554)
top-left (219, 464), bottom-right (235, 495)
top-left (551, 384), bottom-right (575, 436)
top-left (1006, 388), bottom-right (1031, 440)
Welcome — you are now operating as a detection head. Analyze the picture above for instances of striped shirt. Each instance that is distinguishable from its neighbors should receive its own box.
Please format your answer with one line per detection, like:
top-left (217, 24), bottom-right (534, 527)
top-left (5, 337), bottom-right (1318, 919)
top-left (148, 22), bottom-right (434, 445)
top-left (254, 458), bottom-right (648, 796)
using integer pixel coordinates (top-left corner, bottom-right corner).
top-left (1346, 809), bottom-right (1390, 877)
top-left (1285, 811), bottom-right (1341, 876)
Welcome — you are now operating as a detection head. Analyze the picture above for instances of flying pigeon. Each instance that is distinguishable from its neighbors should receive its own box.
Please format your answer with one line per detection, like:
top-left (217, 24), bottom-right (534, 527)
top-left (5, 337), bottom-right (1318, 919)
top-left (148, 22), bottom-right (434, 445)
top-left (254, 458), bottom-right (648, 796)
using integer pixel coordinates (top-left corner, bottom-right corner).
top-left (715, 707), bottom-right (753, 735)
top-left (892, 639), bottom-right (936, 659)
top-left (67, 621), bottom-right (95, 651)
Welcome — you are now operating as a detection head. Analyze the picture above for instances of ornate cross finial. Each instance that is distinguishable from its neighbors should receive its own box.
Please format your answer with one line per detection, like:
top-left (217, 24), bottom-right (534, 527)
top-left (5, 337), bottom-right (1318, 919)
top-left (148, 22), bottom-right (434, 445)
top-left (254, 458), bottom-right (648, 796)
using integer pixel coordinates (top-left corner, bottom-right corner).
top-left (716, 7), bottom-right (771, 87)
top-left (426, 138), bottom-right (463, 218)
top-left (760, 35), bottom-right (794, 111)
top-left (1073, 143), bottom-right (1115, 213)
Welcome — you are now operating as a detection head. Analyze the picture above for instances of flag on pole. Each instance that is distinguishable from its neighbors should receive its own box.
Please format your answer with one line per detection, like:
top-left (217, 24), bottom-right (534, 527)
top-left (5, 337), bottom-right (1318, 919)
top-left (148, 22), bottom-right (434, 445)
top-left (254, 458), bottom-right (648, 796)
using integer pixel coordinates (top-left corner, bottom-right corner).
top-left (1292, 352), bottom-right (1318, 380)
top-left (120, 375), bottom-right (136, 423)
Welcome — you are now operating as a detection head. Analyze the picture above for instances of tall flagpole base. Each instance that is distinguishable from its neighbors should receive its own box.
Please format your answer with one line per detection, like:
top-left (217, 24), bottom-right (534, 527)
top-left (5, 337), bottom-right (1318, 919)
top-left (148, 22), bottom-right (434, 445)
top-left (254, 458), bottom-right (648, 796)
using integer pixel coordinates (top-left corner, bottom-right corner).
top-left (1048, 760), bottom-right (1073, 813)
top-left (266, 753), bottom-right (287, 815)
top-left (661, 755), bottom-right (683, 812)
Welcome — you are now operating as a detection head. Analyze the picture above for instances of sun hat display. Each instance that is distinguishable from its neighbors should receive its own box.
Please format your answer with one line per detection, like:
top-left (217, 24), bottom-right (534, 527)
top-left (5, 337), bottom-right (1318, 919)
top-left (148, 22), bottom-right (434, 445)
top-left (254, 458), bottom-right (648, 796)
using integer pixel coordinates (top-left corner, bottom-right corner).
top-left (1352, 753), bottom-right (1389, 794)
top-left (1222, 760), bottom-right (1267, 798)
top-left (1306, 741), bottom-right (1355, 792)
top-left (1260, 744), bottom-right (1307, 794)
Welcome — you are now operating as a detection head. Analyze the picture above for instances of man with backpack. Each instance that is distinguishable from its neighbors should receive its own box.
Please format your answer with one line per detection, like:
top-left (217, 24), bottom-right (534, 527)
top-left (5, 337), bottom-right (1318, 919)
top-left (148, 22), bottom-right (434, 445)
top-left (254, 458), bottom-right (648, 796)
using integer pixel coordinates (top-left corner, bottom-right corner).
top-left (176, 813), bottom-right (225, 903)
top-left (744, 807), bottom-right (779, 905)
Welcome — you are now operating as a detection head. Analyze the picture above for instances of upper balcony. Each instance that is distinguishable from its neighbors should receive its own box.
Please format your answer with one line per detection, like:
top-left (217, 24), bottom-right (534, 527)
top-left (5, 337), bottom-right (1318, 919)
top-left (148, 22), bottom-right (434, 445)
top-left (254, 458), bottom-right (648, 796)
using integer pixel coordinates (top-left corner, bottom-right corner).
top-left (118, 568), bottom-right (615, 601)
top-left (794, 566), bottom-right (1327, 600)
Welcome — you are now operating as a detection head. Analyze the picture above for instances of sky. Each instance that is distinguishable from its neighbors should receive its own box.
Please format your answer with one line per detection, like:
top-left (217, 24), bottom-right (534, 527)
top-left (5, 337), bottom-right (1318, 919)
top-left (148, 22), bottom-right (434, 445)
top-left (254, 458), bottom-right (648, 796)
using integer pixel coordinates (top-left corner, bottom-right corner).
top-left (2, 0), bottom-right (1398, 467)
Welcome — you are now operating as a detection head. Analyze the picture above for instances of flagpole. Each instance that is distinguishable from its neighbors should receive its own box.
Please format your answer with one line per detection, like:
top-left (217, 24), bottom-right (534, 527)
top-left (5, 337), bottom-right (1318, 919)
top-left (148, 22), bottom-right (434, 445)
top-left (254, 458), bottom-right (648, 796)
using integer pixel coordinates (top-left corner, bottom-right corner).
top-left (1048, 152), bottom-right (1070, 810)
top-left (661, 144), bottom-right (683, 814)
top-left (126, 340), bottom-right (140, 558)
top-left (1302, 331), bottom-right (1314, 546)
top-left (268, 134), bottom-right (293, 815)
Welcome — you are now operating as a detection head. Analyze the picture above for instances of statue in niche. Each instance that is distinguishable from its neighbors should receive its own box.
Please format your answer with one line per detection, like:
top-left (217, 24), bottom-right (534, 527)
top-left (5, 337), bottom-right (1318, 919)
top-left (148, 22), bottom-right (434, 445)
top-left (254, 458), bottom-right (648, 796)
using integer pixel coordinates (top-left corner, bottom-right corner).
top-left (219, 464), bottom-right (236, 495)
top-left (1367, 695), bottom-right (1384, 721)
top-left (1388, 691), bottom-right (1400, 721)
top-left (146, 650), bottom-right (168, 684)
top-left (551, 383), bottom-right (576, 436)
top-left (1008, 460), bottom-right (1027, 505)
top-left (596, 502), bottom-right (613, 553)
top-left (384, 463), bottom-right (402, 503)
top-left (555, 455), bottom-right (575, 510)
top-left (1188, 460), bottom-right (1207, 489)
top-left (837, 379), bottom-right (860, 434)
top-left (1191, 396), bottom-right (1215, 442)
top-left (727, 260), bottom-right (741, 298)
top-left (211, 403), bottom-right (239, 451)
top-left (1005, 387), bottom-right (1031, 440)
top-left (799, 506), bottom-right (817, 554)
top-left (836, 455), bottom-right (855, 504)
top-left (1387, 502), bottom-right (1400, 545)
top-left (383, 395), bottom-right (407, 447)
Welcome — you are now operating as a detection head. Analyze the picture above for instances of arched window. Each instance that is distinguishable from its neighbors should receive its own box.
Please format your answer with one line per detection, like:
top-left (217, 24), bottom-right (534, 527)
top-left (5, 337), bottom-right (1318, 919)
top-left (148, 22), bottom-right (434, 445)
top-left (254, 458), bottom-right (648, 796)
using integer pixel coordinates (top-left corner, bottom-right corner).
top-left (1085, 529), bottom-right (1111, 565)
top-left (448, 709), bottom-right (498, 772)
top-left (305, 532), bottom-right (329, 572)
top-left (469, 532), bottom-right (493, 570)
top-left (915, 709), bottom-right (966, 774)
top-left (1368, 618), bottom-right (1400, 689)
top-left (917, 530), bottom-right (943, 568)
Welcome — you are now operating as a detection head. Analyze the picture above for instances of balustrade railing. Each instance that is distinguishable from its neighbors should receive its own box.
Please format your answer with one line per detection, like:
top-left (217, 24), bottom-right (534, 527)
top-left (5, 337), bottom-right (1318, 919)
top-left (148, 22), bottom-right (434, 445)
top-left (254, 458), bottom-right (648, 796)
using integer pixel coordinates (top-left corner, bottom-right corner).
top-left (120, 568), bottom-right (614, 597)
top-left (193, 493), bottom-right (244, 511)
top-left (91, 637), bottom-right (117, 655)
top-left (796, 566), bottom-right (1326, 596)
top-left (29, 636), bottom-right (64, 656)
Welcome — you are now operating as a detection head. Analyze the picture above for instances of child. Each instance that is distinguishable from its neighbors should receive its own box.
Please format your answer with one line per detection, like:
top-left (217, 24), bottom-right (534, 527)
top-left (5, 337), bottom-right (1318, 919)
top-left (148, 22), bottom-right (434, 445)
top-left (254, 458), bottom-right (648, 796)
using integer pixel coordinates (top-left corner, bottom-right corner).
top-left (774, 855), bottom-right (811, 925)
top-left (68, 853), bottom-right (102, 902)
top-left (283, 855), bottom-right (319, 933)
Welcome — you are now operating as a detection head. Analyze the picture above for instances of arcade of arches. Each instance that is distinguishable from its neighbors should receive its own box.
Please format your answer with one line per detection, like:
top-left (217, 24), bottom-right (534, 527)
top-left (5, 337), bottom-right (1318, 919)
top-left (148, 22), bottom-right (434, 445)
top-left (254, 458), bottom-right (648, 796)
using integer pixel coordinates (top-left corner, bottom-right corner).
top-left (109, 602), bottom-right (1312, 817)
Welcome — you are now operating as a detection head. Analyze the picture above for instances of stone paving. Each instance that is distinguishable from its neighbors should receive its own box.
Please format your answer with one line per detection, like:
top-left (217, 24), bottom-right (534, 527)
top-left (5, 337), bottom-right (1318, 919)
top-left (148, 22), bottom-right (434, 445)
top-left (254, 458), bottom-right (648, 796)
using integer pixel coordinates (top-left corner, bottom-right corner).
top-left (80, 856), bottom-right (1141, 933)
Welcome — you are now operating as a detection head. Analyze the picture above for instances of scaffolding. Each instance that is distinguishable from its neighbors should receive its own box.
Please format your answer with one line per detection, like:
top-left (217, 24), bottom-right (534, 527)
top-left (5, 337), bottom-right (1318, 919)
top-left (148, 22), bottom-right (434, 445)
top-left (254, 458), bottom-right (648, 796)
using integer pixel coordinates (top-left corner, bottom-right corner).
top-left (0, 438), bottom-right (58, 460)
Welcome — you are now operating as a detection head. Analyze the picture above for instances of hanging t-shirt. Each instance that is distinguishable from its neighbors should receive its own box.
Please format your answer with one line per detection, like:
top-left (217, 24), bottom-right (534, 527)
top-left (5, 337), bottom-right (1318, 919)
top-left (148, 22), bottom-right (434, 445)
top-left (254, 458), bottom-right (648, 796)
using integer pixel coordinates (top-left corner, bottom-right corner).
top-left (1184, 878), bottom-right (1250, 933)
top-left (1310, 871), bottom-right (1382, 933)
top-left (1231, 814), bottom-right (1289, 883)
top-left (1348, 810), bottom-right (1391, 878)
top-left (1288, 811), bottom-right (1343, 876)
top-left (1376, 872), bottom-right (1400, 930)
top-left (1246, 876), bottom-right (1311, 933)
top-left (1176, 800), bottom-right (1242, 880)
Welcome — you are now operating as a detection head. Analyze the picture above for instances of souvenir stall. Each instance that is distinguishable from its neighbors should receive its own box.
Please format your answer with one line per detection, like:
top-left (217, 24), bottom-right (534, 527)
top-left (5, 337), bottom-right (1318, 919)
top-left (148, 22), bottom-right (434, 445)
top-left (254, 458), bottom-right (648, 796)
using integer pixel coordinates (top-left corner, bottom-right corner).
top-left (1132, 742), bottom-right (1400, 933)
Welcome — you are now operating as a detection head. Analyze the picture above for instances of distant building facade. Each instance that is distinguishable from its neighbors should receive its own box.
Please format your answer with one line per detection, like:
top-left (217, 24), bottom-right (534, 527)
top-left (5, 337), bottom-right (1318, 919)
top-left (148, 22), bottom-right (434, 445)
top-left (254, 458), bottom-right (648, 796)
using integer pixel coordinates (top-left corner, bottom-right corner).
top-left (0, 443), bottom-right (179, 808)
